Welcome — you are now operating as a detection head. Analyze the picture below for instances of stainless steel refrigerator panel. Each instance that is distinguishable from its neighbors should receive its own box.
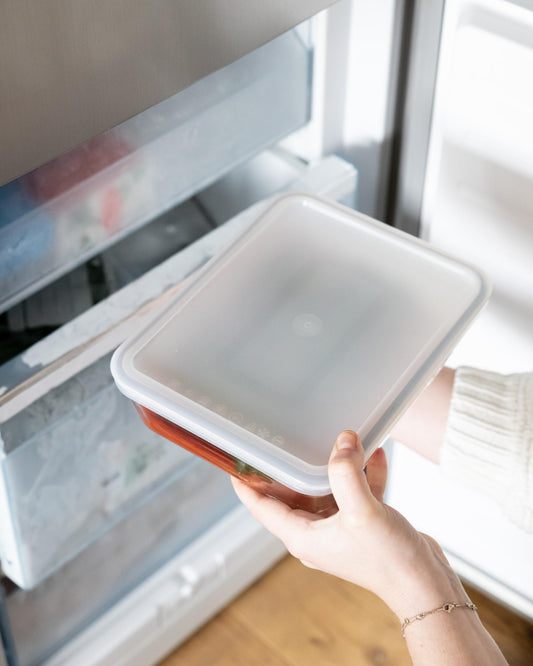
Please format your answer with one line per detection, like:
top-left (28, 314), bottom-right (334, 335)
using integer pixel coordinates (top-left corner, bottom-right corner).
top-left (0, 0), bottom-right (336, 186)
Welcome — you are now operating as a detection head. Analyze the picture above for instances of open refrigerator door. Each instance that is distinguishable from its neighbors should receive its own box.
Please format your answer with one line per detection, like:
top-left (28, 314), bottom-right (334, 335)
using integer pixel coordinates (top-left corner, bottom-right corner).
top-left (387, 0), bottom-right (533, 620)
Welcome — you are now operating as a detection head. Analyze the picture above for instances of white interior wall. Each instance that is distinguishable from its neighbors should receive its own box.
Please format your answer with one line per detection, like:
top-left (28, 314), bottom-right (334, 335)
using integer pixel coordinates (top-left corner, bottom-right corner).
top-left (282, 0), bottom-right (403, 219)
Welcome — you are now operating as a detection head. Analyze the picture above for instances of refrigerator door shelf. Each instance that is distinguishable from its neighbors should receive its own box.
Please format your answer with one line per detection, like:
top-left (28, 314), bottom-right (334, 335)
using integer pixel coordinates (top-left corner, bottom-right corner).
top-left (386, 441), bottom-right (533, 621)
top-left (421, 0), bottom-right (533, 372)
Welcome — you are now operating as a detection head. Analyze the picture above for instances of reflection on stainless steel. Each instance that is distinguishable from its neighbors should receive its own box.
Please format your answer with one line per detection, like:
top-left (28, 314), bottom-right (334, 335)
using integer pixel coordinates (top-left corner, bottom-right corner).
top-left (0, 0), bottom-right (335, 185)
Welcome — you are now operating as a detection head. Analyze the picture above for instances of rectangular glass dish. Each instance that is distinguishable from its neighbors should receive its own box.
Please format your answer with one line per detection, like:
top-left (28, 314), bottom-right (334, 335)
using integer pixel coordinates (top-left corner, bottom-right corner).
top-left (112, 193), bottom-right (491, 513)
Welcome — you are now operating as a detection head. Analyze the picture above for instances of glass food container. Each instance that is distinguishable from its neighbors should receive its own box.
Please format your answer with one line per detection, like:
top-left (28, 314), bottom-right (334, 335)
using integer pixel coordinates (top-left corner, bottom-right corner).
top-left (111, 193), bottom-right (490, 513)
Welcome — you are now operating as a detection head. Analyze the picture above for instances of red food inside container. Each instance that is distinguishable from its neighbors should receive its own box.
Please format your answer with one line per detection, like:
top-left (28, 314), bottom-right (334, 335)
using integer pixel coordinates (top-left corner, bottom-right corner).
top-left (135, 404), bottom-right (336, 516)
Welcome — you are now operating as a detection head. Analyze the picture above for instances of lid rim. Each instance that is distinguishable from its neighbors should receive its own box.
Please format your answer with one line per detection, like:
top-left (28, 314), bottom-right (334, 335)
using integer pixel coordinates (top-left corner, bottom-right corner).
top-left (112, 346), bottom-right (333, 496)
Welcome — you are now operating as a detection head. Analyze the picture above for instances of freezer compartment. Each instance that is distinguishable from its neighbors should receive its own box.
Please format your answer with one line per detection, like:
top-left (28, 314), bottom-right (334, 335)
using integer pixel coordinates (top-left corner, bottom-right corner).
top-left (136, 404), bottom-right (336, 515)
top-left (99, 199), bottom-right (214, 294)
top-left (1, 199), bottom-right (213, 346)
top-left (0, 155), bottom-right (356, 400)
top-left (0, 155), bottom-right (357, 592)
top-left (0, 27), bottom-right (312, 313)
top-left (5, 461), bottom-right (238, 666)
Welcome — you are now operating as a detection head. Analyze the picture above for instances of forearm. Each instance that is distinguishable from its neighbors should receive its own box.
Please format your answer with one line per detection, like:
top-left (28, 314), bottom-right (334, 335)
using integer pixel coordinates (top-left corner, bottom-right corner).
top-left (395, 366), bottom-right (533, 531)
top-left (385, 538), bottom-right (507, 665)
top-left (391, 367), bottom-right (455, 464)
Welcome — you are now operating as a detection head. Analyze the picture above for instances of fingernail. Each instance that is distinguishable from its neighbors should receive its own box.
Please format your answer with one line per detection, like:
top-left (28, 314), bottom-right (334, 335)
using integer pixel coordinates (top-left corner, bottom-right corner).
top-left (335, 430), bottom-right (357, 450)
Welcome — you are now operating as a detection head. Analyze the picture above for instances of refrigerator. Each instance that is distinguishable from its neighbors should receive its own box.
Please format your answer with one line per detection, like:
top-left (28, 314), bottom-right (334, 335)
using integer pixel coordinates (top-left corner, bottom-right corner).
top-left (0, 1), bottom-right (531, 663)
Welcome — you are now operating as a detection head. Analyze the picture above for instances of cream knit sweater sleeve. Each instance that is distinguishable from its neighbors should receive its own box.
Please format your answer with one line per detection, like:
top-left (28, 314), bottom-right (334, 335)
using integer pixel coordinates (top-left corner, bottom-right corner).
top-left (440, 367), bottom-right (533, 533)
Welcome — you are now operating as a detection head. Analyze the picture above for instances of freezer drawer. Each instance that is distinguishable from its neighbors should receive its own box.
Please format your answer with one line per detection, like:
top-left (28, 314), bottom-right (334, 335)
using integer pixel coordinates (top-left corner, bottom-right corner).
top-left (6, 462), bottom-right (239, 666)
top-left (0, 27), bottom-right (311, 313)
top-left (0, 354), bottom-right (193, 588)
top-left (42, 506), bottom-right (286, 666)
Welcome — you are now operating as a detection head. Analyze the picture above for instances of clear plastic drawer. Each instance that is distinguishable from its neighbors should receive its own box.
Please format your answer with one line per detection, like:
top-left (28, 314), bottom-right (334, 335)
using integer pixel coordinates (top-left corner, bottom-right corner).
top-left (0, 28), bottom-right (311, 313)
top-left (0, 354), bottom-right (193, 589)
top-left (6, 461), bottom-right (237, 666)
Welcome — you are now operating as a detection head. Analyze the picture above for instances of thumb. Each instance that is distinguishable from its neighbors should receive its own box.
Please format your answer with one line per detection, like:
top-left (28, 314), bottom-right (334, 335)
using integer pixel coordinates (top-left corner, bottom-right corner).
top-left (365, 447), bottom-right (388, 503)
top-left (328, 431), bottom-right (375, 516)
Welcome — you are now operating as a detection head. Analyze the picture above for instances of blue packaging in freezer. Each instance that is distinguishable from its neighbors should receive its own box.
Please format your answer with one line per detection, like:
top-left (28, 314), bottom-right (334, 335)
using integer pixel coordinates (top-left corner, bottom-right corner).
top-left (0, 179), bottom-right (55, 280)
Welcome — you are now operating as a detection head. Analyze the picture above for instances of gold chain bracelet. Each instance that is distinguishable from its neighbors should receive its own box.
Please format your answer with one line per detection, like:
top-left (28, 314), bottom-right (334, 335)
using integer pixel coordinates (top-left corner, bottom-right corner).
top-left (401, 602), bottom-right (478, 638)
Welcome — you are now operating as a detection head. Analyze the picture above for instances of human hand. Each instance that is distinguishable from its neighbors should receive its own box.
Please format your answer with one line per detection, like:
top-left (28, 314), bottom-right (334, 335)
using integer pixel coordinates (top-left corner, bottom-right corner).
top-left (232, 430), bottom-right (462, 620)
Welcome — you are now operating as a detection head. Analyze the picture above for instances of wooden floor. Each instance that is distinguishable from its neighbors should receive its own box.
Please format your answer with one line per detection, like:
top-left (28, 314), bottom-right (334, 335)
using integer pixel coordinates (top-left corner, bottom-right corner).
top-left (159, 555), bottom-right (533, 666)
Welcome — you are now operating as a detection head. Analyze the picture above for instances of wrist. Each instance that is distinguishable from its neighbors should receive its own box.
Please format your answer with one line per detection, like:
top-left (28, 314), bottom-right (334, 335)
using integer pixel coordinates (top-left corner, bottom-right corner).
top-left (383, 536), bottom-right (470, 622)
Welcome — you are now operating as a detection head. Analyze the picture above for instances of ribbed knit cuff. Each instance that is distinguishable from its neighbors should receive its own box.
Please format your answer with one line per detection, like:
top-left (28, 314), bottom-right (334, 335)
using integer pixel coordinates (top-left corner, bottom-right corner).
top-left (441, 367), bottom-right (533, 533)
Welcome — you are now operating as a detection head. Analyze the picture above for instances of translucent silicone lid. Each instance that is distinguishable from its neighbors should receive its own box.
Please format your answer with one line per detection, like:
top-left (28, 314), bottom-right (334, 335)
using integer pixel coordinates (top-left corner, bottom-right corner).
top-left (111, 193), bottom-right (490, 496)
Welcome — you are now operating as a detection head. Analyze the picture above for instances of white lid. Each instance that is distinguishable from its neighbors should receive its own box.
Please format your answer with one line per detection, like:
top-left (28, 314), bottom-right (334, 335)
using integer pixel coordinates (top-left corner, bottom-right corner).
top-left (111, 193), bottom-right (490, 496)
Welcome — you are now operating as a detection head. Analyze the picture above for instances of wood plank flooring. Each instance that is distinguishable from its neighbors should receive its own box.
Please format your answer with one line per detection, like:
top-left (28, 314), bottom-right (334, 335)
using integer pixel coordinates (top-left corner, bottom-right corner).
top-left (159, 555), bottom-right (533, 666)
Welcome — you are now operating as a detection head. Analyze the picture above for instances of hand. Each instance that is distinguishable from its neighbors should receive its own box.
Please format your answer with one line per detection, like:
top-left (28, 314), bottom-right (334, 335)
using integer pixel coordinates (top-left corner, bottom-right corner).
top-left (232, 430), bottom-right (462, 620)
top-left (233, 430), bottom-right (509, 665)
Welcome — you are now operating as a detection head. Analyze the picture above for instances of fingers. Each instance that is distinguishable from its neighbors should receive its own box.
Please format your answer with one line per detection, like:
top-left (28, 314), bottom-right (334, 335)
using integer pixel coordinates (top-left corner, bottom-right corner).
top-left (231, 430), bottom-right (383, 557)
top-left (230, 477), bottom-right (318, 554)
top-left (365, 447), bottom-right (388, 502)
top-left (328, 430), bottom-right (376, 516)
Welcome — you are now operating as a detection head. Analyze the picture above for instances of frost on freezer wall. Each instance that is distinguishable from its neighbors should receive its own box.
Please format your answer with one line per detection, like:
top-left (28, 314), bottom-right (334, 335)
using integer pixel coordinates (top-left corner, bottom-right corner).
top-left (0, 354), bottom-right (192, 588)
